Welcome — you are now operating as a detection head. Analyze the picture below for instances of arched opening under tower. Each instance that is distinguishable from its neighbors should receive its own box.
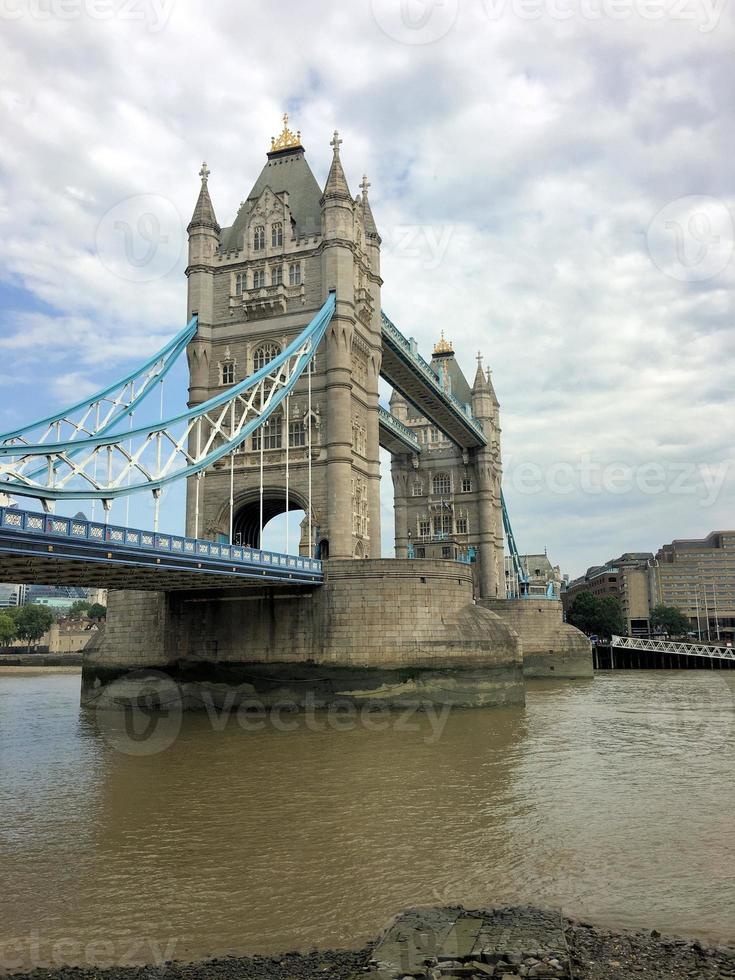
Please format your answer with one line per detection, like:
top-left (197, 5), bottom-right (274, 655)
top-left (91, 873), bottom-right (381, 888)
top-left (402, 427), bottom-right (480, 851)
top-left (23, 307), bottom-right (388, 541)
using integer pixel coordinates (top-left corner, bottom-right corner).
top-left (231, 491), bottom-right (310, 555)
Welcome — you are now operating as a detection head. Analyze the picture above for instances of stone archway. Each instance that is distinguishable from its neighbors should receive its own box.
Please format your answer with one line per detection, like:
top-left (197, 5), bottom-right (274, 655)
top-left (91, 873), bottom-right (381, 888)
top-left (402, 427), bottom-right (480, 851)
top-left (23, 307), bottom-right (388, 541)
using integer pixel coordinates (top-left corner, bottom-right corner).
top-left (226, 487), bottom-right (313, 552)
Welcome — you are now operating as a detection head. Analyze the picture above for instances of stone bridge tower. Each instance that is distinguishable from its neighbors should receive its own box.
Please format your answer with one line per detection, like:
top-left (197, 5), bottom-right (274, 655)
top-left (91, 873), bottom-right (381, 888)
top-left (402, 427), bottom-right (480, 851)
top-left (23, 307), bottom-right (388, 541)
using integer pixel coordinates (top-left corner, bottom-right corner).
top-left (184, 118), bottom-right (383, 559)
top-left (389, 340), bottom-right (505, 598)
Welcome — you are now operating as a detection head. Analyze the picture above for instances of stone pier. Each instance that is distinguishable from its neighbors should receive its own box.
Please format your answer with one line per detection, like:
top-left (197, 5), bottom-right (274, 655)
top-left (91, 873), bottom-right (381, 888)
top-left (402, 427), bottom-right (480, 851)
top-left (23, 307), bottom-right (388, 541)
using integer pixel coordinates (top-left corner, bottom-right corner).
top-left (82, 559), bottom-right (526, 709)
top-left (479, 598), bottom-right (593, 678)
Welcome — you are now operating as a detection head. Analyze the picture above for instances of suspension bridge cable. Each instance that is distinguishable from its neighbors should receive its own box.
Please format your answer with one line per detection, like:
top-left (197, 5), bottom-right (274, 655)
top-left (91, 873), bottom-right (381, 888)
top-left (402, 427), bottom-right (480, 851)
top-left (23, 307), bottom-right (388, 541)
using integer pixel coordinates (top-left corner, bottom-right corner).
top-left (285, 393), bottom-right (290, 555)
top-left (229, 401), bottom-right (235, 546)
top-left (307, 361), bottom-right (312, 558)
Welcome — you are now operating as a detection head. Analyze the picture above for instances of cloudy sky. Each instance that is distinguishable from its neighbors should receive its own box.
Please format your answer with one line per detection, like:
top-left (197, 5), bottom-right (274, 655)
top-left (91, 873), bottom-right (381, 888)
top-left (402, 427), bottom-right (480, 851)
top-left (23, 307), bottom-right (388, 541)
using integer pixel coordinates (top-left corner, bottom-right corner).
top-left (0, 0), bottom-right (733, 576)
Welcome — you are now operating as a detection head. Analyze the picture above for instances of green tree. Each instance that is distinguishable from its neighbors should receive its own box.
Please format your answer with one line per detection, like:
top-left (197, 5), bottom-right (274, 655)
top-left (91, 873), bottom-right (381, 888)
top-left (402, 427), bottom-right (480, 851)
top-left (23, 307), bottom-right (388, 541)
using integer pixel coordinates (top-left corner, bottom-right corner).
top-left (566, 591), bottom-right (599, 634)
top-left (650, 604), bottom-right (690, 637)
top-left (596, 595), bottom-right (626, 638)
top-left (69, 599), bottom-right (91, 618)
top-left (0, 612), bottom-right (17, 646)
top-left (567, 590), bottom-right (626, 639)
top-left (14, 605), bottom-right (54, 648)
top-left (87, 603), bottom-right (107, 621)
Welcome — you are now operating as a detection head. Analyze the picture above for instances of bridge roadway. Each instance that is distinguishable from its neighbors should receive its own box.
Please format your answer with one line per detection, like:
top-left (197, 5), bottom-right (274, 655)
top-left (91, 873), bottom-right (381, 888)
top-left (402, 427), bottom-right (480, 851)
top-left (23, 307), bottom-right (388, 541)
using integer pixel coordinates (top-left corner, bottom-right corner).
top-left (380, 312), bottom-right (487, 450)
top-left (0, 505), bottom-right (323, 592)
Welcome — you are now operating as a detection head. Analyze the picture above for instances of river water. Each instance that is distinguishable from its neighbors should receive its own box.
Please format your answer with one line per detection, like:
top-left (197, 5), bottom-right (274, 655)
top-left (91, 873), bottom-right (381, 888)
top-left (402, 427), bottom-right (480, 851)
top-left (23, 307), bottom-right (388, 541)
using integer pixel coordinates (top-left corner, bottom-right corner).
top-left (1, 670), bottom-right (734, 969)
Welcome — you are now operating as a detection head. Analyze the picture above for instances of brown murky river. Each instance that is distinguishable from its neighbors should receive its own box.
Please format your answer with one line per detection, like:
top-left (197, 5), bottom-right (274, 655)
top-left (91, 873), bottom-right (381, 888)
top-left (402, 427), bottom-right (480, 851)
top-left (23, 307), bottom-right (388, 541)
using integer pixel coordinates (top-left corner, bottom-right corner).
top-left (1, 670), bottom-right (734, 970)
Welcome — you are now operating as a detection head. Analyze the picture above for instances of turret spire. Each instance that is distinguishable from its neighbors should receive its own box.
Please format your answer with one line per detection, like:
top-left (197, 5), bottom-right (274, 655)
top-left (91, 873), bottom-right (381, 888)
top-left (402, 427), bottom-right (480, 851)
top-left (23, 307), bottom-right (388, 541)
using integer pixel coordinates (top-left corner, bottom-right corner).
top-left (473, 352), bottom-right (489, 391)
top-left (188, 161), bottom-right (220, 233)
top-left (322, 130), bottom-right (352, 202)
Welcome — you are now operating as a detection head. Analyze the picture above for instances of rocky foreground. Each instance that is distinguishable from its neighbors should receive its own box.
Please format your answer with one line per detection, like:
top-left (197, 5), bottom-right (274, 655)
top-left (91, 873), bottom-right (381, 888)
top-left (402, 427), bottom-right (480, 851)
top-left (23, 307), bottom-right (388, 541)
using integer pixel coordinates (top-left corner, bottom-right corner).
top-left (7, 907), bottom-right (735, 980)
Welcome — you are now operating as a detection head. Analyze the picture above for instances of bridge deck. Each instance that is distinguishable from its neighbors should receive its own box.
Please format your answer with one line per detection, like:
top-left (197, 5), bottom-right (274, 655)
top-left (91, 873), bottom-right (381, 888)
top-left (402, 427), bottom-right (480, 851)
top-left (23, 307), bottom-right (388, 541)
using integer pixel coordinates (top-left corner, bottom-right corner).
top-left (380, 312), bottom-right (487, 450)
top-left (0, 506), bottom-right (323, 591)
top-left (377, 407), bottom-right (421, 455)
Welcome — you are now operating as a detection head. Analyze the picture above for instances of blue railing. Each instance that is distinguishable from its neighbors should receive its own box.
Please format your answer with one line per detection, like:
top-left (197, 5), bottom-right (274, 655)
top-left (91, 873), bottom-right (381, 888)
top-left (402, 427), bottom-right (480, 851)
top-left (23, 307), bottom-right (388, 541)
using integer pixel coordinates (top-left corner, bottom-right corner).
top-left (378, 407), bottom-right (421, 451)
top-left (380, 312), bottom-right (486, 443)
top-left (0, 505), bottom-right (322, 576)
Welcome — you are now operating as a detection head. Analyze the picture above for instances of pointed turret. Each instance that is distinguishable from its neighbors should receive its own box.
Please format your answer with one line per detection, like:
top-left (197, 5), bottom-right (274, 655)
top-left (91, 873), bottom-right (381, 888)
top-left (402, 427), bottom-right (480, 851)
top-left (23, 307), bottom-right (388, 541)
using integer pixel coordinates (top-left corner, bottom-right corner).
top-left (321, 130), bottom-right (352, 203)
top-left (186, 162), bottom-right (220, 375)
top-left (188, 162), bottom-right (220, 233)
top-left (360, 174), bottom-right (380, 242)
top-left (473, 356), bottom-right (489, 392)
top-left (485, 366), bottom-right (500, 408)
top-left (471, 353), bottom-right (499, 422)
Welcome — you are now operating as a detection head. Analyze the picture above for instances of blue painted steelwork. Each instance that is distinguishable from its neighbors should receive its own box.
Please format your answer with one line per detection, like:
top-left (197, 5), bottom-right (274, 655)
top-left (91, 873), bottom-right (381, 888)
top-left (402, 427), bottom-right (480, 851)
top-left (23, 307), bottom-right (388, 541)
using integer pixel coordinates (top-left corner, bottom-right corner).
top-left (380, 312), bottom-right (486, 445)
top-left (0, 504), bottom-right (323, 585)
top-left (501, 488), bottom-right (530, 598)
top-left (378, 407), bottom-right (421, 453)
top-left (0, 294), bottom-right (335, 502)
top-left (0, 317), bottom-right (197, 445)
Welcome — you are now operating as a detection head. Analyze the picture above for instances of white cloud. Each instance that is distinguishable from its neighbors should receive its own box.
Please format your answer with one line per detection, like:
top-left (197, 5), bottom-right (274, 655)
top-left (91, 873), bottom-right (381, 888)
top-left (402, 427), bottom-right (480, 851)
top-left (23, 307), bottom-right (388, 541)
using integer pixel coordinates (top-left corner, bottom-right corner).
top-left (0, 0), bottom-right (733, 574)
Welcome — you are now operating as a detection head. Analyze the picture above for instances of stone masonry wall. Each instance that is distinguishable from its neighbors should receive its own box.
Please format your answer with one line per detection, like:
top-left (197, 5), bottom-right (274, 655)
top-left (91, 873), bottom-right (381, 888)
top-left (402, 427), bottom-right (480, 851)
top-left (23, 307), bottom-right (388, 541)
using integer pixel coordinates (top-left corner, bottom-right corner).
top-left (479, 598), bottom-right (592, 678)
top-left (83, 560), bottom-right (525, 708)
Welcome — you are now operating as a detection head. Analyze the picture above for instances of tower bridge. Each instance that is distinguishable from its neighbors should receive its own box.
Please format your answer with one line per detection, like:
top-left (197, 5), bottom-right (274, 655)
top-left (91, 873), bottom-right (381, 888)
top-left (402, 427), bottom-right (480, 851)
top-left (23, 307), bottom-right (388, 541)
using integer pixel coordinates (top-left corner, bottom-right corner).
top-left (0, 117), bottom-right (591, 707)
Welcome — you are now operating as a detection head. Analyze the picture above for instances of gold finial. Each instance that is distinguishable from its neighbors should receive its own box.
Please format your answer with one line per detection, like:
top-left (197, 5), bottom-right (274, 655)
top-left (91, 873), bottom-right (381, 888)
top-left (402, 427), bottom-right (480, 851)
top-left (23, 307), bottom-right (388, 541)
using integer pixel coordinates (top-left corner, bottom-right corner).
top-left (270, 113), bottom-right (303, 153)
top-left (433, 331), bottom-right (453, 356)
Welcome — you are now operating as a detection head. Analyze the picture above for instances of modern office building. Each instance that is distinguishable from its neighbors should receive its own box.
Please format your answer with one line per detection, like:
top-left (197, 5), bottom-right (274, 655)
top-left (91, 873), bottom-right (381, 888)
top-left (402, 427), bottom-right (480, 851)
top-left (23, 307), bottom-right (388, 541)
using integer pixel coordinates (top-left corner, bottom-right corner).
top-left (650, 532), bottom-right (735, 641)
top-left (563, 532), bottom-right (735, 640)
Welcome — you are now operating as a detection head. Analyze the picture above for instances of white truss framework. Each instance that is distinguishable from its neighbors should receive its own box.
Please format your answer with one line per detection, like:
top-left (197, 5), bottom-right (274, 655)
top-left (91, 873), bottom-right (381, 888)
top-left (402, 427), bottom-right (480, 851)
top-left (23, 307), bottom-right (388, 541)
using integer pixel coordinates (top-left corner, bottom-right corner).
top-left (611, 634), bottom-right (735, 662)
top-left (0, 318), bottom-right (197, 450)
top-left (0, 295), bottom-right (335, 508)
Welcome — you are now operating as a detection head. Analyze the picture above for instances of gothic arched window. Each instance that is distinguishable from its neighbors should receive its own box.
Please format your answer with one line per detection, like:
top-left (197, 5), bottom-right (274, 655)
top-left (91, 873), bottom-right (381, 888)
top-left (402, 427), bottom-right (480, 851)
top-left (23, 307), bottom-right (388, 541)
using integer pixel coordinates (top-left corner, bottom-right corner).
top-left (289, 262), bottom-right (302, 286)
top-left (254, 226), bottom-right (265, 250)
top-left (271, 222), bottom-right (283, 247)
top-left (252, 413), bottom-right (282, 451)
top-left (253, 268), bottom-right (265, 289)
top-left (433, 473), bottom-right (451, 496)
top-left (412, 480), bottom-right (423, 497)
top-left (271, 265), bottom-right (283, 286)
top-left (253, 343), bottom-right (281, 372)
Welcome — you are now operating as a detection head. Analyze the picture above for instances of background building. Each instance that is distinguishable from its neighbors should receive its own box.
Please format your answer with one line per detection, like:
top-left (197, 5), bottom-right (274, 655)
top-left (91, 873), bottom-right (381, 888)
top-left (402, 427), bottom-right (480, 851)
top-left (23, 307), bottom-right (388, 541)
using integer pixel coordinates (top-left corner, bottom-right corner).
top-left (563, 531), bottom-right (735, 641)
top-left (389, 341), bottom-right (504, 597)
top-left (651, 532), bottom-right (735, 641)
top-left (505, 551), bottom-right (563, 598)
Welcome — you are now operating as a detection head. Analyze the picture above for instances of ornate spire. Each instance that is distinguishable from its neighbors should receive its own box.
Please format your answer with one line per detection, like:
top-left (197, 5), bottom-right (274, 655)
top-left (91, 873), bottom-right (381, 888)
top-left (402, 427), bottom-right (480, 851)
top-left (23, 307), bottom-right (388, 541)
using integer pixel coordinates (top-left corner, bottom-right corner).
top-left (473, 352), bottom-right (489, 391)
top-left (322, 129), bottom-right (351, 203)
top-left (360, 173), bottom-right (380, 240)
top-left (188, 161), bottom-right (220, 234)
top-left (432, 331), bottom-right (454, 357)
top-left (270, 113), bottom-right (303, 154)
